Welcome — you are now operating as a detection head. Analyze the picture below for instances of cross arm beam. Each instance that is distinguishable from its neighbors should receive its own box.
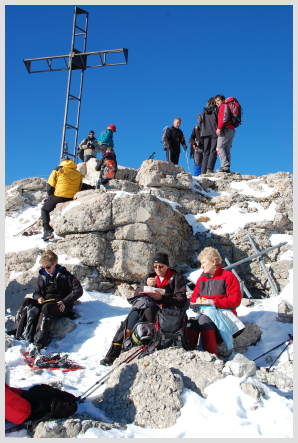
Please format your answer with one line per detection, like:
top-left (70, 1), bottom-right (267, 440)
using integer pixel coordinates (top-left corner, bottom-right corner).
top-left (23, 48), bottom-right (128, 73)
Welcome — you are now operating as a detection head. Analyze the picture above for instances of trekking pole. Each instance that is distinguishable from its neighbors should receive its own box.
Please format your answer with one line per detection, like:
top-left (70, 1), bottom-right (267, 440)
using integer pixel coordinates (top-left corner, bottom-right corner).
top-left (184, 148), bottom-right (191, 174)
top-left (253, 334), bottom-right (293, 362)
top-left (13, 217), bottom-right (42, 237)
top-left (128, 152), bottom-right (155, 183)
top-left (267, 335), bottom-right (293, 372)
top-left (77, 345), bottom-right (147, 403)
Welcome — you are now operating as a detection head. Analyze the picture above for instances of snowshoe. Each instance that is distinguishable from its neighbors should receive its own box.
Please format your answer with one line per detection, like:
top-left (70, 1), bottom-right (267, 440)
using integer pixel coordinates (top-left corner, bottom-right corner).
top-left (20, 349), bottom-right (85, 372)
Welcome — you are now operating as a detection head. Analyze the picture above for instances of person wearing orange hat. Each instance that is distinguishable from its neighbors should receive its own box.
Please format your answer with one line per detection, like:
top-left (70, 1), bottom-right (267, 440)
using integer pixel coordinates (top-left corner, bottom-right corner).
top-left (98, 124), bottom-right (116, 156)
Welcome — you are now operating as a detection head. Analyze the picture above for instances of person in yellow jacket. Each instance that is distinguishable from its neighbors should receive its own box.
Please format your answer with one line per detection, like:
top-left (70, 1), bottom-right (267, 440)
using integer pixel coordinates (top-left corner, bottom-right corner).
top-left (41, 156), bottom-right (83, 241)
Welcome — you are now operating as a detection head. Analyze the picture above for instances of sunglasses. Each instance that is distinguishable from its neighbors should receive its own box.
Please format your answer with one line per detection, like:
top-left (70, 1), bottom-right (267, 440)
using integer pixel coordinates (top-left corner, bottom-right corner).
top-left (43, 265), bottom-right (53, 270)
top-left (154, 265), bottom-right (164, 269)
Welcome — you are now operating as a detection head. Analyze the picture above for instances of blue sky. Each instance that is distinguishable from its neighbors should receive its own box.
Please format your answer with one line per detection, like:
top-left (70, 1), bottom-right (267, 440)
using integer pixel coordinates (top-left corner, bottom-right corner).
top-left (5, 5), bottom-right (293, 186)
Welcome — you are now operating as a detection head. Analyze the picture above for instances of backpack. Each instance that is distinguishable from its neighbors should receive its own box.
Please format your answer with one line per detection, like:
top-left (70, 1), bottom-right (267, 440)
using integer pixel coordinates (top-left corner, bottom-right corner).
top-left (150, 306), bottom-right (191, 351)
top-left (15, 300), bottom-right (40, 342)
top-left (162, 126), bottom-right (172, 150)
top-left (104, 158), bottom-right (116, 179)
top-left (122, 322), bottom-right (157, 352)
top-left (225, 97), bottom-right (242, 128)
top-left (77, 149), bottom-right (84, 161)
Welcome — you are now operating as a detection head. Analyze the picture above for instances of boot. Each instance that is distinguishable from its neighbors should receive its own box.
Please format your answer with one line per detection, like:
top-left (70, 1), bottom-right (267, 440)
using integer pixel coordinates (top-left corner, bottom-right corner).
top-left (100, 343), bottom-right (122, 366)
top-left (216, 166), bottom-right (230, 173)
top-left (206, 169), bottom-right (214, 173)
top-left (42, 227), bottom-right (54, 241)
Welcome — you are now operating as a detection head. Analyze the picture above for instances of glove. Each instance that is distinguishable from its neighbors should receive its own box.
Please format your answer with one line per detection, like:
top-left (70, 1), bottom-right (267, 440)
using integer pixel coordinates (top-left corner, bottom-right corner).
top-left (190, 150), bottom-right (194, 159)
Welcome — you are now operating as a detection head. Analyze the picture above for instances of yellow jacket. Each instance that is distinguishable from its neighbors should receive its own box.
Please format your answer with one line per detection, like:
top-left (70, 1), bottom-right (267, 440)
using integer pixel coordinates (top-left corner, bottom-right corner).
top-left (47, 160), bottom-right (83, 198)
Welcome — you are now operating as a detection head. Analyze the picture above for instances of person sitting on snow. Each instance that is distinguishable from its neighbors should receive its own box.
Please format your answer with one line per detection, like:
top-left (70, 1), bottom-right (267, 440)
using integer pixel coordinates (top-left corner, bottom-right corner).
top-left (41, 156), bottom-right (83, 241)
top-left (95, 147), bottom-right (118, 190)
top-left (187, 247), bottom-right (242, 356)
top-left (100, 252), bottom-right (187, 366)
top-left (14, 250), bottom-right (83, 350)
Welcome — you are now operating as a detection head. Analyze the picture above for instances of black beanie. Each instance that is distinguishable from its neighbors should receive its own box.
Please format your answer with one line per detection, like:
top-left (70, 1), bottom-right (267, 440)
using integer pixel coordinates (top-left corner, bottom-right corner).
top-left (153, 252), bottom-right (169, 266)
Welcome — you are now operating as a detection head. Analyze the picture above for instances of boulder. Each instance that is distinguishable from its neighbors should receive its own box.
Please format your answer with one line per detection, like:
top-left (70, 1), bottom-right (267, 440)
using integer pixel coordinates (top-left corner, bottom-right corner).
top-left (114, 283), bottom-right (138, 299)
top-left (50, 317), bottom-right (77, 339)
top-left (240, 381), bottom-right (266, 402)
top-left (216, 323), bottom-right (262, 357)
top-left (276, 301), bottom-right (293, 323)
top-left (225, 353), bottom-right (257, 378)
top-left (135, 160), bottom-right (193, 189)
top-left (256, 367), bottom-right (293, 391)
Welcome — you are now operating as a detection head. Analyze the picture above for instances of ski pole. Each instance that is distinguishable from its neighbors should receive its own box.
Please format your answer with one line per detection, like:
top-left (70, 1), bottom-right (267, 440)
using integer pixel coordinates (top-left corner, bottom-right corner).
top-left (77, 345), bottom-right (147, 403)
top-left (13, 217), bottom-right (42, 237)
top-left (267, 335), bottom-right (293, 372)
top-left (253, 334), bottom-right (293, 361)
top-left (184, 148), bottom-right (191, 174)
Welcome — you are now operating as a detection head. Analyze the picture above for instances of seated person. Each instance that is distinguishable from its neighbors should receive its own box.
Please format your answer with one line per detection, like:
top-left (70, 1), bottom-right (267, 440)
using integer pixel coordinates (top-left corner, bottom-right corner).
top-left (15, 250), bottom-right (83, 350)
top-left (100, 252), bottom-right (187, 366)
top-left (187, 247), bottom-right (242, 355)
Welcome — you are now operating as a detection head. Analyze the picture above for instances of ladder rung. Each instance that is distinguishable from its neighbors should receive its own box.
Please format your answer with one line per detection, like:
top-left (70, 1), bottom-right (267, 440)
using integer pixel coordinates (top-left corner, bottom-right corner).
top-left (66, 124), bottom-right (78, 130)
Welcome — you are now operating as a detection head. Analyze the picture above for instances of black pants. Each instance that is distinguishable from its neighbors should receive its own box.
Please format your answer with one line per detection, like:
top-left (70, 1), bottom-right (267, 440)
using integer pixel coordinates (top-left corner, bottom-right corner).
top-left (18, 298), bottom-right (70, 347)
top-left (194, 150), bottom-right (203, 166)
top-left (41, 195), bottom-right (73, 230)
top-left (201, 135), bottom-right (218, 173)
top-left (166, 149), bottom-right (180, 165)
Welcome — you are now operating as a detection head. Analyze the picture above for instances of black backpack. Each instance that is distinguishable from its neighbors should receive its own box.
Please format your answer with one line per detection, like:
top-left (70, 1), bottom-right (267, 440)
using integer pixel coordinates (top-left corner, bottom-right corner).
top-left (122, 321), bottom-right (157, 352)
top-left (15, 300), bottom-right (40, 342)
top-left (150, 306), bottom-right (191, 351)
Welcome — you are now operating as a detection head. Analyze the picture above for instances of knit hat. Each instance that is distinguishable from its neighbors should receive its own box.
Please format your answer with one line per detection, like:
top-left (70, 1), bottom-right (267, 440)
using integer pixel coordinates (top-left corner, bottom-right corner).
top-left (153, 252), bottom-right (169, 266)
top-left (108, 124), bottom-right (116, 132)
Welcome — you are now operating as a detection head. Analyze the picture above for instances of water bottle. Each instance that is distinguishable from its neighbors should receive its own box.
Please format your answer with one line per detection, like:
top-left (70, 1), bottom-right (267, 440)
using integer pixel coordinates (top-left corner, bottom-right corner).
top-left (5, 363), bottom-right (10, 385)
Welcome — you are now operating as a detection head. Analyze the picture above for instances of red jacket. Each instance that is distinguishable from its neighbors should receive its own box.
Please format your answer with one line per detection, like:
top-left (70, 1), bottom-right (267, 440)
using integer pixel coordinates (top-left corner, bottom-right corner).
top-left (190, 264), bottom-right (241, 315)
top-left (5, 384), bottom-right (31, 425)
top-left (217, 103), bottom-right (235, 132)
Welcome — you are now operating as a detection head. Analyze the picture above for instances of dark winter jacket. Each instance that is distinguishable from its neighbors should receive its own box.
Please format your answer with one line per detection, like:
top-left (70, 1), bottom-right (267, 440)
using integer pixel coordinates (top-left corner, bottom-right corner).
top-left (163, 127), bottom-right (186, 152)
top-left (130, 269), bottom-right (187, 309)
top-left (189, 126), bottom-right (203, 151)
top-left (95, 151), bottom-right (118, 180)
top-left (5, 384), bottom-right (31, 425)
top-left (199, 105), bottom-right (218, 137)
top-left (190, 264), bottom-right (242, 315)
top-left (33, 265), bottom-right (83, 308)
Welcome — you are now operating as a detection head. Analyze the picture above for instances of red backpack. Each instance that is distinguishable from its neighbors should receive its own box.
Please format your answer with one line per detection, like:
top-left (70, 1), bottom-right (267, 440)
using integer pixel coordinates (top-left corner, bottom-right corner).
top-left (225, 97), bottom-right (242, 128)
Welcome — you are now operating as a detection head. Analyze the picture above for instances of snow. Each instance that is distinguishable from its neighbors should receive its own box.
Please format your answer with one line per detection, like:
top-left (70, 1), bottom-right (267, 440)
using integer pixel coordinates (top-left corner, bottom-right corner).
top-left (229, 180), bottom-right (275, 197)
top-left (109, 190), bottom-right (135, 198)
top-left (185, 202), bottom-right (277, 236)
top-left (61, 200), bottom-right (81, 215)
top-left (5, 177), bottom-right (293, 438)
top-left (156, 196), bottom-right (181, 211)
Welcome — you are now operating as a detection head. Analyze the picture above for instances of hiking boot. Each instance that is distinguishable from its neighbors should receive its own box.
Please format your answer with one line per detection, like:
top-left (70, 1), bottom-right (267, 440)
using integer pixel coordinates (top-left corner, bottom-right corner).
top-left (206, 169), bottom-right (214, 173)
top-left (100, 343), bottom-right (121, 366)
top-left (100, 357), bottom-right (116, 366)
top-left (99, 185), bottom-right (106, 191)
top-left (216, 166), bottom-right (230, 173)
top-left (42, 228), bottom-right (54, 241)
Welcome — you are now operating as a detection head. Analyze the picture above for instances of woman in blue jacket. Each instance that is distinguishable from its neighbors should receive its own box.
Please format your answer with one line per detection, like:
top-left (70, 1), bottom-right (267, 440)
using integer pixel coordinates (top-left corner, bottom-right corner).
top-left (98, 124), bottom-right (116, 155)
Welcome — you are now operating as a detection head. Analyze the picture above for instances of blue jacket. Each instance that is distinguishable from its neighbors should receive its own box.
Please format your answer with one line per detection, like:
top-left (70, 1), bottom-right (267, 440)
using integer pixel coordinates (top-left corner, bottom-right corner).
top-left (98, 129), bottom-right (114, 148)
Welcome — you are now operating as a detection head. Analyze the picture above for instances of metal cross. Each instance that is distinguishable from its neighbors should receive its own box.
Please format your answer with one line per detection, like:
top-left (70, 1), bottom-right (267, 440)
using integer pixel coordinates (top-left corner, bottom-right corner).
top-left (23, 6), bottom-right (128, 163)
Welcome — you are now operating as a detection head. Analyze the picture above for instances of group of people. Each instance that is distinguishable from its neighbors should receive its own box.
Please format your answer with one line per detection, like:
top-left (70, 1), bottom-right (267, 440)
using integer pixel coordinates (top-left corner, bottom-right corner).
top-left (7, 246), bottom-right (242, 428)
top-left (165, 95), bottom-right (237, 175)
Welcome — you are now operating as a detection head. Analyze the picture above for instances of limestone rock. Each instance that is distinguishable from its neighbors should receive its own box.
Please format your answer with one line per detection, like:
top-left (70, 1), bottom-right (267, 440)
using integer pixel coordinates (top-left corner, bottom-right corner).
top-left (225, 353), bottom-right (256, 377)
top-left (135, 160), bottom-right (193, 189)
top-left (216, 323), bottom-right (262, 357)
top-left (5, 334), bottom-right (15, 351)
top-left (276, 301), bottom-right (293, 323)
top-left (114, 283), bottom-right (138, 299)
top-left (50, 317), bottom-right (77, 339)
top-left (240, 381), bottom-right (266, 402)
top-left (266, 370), bottom-right (293, 391)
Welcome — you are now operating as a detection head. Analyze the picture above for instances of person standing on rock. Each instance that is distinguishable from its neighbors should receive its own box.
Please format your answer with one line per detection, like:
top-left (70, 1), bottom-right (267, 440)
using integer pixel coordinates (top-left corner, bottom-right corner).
top-left (199, 98), bottom-right (218, 174)
top-left (187, 247), bottom-right (242, 356)
top-left (98, 124), bottom-right (116, 156)
top-left (41, 156), bottom-right (83, 241)
top-left (95, 147), bottom-right (118, 190)
top-left (163, 118), bottom-right (188, 165)
top-left (189, 114), bottom-right (204, 176)
top-left (215, 94), bottom-right (235, 173)
top-left (100, 252), bottom-right (187, 366)
top-left (13, 251), bottom-right (83, 351)
top-left (77, 130), bottom-right (103, 162)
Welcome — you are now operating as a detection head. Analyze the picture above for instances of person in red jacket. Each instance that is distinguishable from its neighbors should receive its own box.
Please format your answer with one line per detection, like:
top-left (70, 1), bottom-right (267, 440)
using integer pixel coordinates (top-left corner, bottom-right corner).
top-left (187, 247), bottom-right (242, 355)
top-left (215, 94), bottom-right (235, 173)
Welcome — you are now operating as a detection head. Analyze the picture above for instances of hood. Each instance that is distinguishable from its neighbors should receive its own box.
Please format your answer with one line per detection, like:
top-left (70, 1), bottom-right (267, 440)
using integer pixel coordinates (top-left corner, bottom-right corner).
top-left (39, 264), bottom-right (64, 277)
top-left (59, 160), bottom-right (77, 170)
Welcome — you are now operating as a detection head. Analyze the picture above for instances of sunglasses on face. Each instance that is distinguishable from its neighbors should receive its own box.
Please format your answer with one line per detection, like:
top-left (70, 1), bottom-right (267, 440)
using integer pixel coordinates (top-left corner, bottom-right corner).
top-left (154, 265), bottom-right (164, 269)
top-left (43, 265), bottom-right (53, 270)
